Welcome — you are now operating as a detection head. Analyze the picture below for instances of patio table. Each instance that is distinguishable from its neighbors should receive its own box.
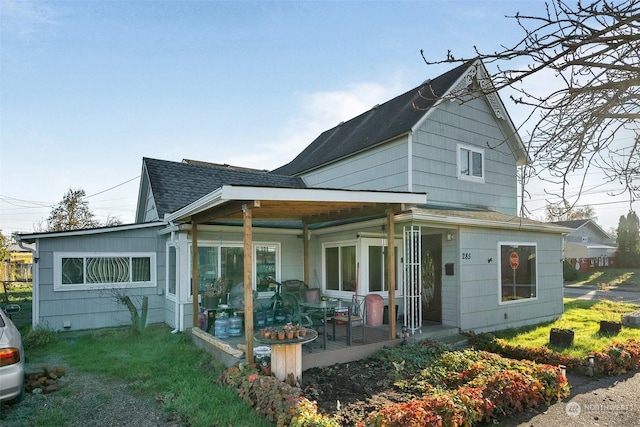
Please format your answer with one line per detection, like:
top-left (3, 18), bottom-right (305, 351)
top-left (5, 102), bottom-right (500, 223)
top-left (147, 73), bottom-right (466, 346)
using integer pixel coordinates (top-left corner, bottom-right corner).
top-left (254, 329), bottom-right (318, 385)
top-left (299, 300), bottom-right (342, 349)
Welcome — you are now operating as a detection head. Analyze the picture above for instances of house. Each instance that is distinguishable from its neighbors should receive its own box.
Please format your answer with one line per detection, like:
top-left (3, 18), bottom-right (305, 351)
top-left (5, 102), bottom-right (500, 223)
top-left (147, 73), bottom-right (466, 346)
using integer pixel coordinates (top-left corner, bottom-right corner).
top-left (552, 219), bottom-right (617, 268)
top-left (16, 60), bottom-right (570, 360)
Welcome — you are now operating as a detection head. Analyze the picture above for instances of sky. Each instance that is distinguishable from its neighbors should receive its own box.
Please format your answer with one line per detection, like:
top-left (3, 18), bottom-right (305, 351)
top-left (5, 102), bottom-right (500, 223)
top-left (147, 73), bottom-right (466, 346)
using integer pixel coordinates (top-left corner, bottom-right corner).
top-left (1, 0), bottom-right (636, 236)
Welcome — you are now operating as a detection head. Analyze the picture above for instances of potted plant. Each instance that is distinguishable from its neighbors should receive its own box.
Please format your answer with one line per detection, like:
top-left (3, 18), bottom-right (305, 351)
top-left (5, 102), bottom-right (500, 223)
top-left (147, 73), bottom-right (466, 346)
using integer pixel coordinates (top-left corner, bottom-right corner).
top-left (599, 297), bottom-right (623, 335)
top-left (202, 277), bottom-right (228, 309)
top-left (549, 327), bottom-right (574, 347)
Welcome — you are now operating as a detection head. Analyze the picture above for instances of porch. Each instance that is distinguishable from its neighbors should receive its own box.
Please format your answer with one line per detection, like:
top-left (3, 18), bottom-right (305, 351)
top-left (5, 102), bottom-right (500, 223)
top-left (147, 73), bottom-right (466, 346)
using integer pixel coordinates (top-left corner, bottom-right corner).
top-left (191, 321), bottom-right (461, 372)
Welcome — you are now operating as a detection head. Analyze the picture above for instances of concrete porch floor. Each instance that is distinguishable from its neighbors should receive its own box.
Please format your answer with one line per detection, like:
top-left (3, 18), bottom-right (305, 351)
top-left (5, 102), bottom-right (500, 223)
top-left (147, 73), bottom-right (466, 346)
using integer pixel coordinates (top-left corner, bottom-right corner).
top-left (192, 321), bottom-right (462, 371)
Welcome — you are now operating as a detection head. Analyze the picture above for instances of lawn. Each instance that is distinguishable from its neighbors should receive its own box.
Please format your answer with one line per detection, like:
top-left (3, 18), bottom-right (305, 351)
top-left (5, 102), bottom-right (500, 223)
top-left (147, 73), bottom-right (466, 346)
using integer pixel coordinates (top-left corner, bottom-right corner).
top-left (492, 298), bottom-right (640, 358)
top-left (23, 325), bottom-right (272, 427)
top-left (567, 267), bottom-right (640, 288)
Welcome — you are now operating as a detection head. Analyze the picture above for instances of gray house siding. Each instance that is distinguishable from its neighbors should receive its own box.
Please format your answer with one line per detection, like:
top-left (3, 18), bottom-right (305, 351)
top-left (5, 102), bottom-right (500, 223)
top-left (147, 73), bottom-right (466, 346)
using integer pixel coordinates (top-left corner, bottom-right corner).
top-left (34, 226), bottom-right (166, 332)
top-left (412, 98), bottom-right (518, 214)
top-left (456, 227), bottom-right (564, 333)
top-left (300, 137), bottom-right (409, 191)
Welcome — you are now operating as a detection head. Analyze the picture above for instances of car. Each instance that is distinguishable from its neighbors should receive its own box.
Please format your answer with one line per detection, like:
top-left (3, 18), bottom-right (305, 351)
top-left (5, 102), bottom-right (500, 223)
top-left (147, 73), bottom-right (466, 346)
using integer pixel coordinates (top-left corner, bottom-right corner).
top-left (0, 304), bottom-right (25, 404)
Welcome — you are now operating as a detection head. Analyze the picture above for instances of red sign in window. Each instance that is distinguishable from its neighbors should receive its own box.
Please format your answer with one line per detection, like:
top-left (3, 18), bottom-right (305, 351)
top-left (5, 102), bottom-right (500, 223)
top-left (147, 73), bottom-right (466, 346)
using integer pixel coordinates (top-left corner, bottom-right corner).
top-left (509, 252), bottom-right (520, 270)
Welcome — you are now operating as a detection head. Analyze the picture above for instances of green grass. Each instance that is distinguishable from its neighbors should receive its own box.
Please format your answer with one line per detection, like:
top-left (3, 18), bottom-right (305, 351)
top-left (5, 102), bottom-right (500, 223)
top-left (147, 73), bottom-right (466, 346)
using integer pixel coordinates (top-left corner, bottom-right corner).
top-left (568, 268), bottom-right (640, 288)
top-left (493, 298), bottom-right (640, 358)
top-left (26, 325), bottom-right (273, 427)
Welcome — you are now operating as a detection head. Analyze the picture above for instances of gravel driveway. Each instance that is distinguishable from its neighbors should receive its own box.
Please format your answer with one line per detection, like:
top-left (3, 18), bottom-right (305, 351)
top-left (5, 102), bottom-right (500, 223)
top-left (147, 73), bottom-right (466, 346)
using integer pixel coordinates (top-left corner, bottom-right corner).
top-left (0, 360), bottom-right (179, 427)
top-left (506, 371), bottom-right (640, 426)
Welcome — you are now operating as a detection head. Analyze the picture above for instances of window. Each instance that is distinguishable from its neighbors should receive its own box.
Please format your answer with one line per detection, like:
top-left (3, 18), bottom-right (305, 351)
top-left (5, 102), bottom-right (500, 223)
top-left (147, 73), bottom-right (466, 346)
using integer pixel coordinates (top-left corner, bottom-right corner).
top-left (458, 144), bottom-right (484, 182)
top-left (367, 243), bottom-right (399, 293)
top-left (324, 243), bottom-right (356, 291)
top-left (191, 242), bottom-right (280, 295)
top-left (54, 253), bottom-right (155, 291)
top-left (499, 243), bottom-right (537, 303)
top-left (167, 245), bottom-right (177, 296)
top-left (255, 245), bottom-right (278, 292)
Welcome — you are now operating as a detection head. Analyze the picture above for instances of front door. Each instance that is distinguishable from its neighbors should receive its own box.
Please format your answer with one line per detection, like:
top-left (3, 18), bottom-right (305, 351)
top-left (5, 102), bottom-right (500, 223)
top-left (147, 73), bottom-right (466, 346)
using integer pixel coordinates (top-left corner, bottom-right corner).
top-left (421, 234), bottom-right (442, 323)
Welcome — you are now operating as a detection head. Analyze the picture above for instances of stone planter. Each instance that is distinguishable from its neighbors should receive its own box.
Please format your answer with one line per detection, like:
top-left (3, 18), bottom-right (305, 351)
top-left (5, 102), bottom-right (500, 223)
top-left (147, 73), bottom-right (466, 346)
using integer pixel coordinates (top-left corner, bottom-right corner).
top-left (549, 328), bottom-right (574, 347)
top-left (599, 320), bottom-right (622, 335)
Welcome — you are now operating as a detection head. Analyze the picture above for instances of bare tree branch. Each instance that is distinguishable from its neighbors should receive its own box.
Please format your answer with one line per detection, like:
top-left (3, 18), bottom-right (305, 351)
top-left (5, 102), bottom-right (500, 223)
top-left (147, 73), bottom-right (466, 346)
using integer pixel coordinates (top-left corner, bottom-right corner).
top-left (422, 0), bottom-right (640, 216)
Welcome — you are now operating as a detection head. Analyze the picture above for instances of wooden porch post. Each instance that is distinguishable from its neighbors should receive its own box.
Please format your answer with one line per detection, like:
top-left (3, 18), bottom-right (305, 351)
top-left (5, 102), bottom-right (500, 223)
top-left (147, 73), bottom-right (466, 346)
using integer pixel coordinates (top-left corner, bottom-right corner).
top-left (191, 223), bottom-right (199, 328)
top-left (243, 205), bottom-right (255, 364)
top-left (387, 211), bottom-right (396, 339)
top-left (303, 224), bottom-right (310, 286)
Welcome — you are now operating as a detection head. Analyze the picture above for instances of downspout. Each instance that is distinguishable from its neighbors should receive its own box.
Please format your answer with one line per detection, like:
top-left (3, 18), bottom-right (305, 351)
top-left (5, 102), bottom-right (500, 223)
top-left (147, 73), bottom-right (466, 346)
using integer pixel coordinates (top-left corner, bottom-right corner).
top-left (15, 235), bottom-right (39, 327)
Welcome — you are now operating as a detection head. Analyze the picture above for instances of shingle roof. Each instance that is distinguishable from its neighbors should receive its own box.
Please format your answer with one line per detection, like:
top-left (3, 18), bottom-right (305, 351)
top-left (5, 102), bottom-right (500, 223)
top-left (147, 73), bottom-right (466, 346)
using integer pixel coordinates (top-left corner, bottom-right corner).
top-left (551, 219), bottom-right (591, 229)
top-left (143, 157), bottom-right (306, 219)
top-left (271, 61), bottom-right (474, 176)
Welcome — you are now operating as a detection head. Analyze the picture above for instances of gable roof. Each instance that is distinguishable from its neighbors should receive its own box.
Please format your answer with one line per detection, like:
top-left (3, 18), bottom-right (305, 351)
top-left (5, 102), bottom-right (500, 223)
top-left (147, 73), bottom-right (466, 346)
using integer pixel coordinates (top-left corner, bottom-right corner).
top-left (272, 60), bottom-right (523, 176)
top-left (271, 62), bottom-right (471, 176)
top-left (139, 157), bottom-right (306, 220)
top-left (552, 219), bottom-right (612, 239)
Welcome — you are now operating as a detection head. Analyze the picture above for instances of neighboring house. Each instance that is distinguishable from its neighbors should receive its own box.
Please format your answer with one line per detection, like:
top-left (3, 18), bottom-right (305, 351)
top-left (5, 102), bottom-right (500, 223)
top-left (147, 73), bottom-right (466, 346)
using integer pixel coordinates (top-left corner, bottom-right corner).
top-left (552, 219), bottom-right (617, 268)
top-left (17, 60), bottom-right (570, 343)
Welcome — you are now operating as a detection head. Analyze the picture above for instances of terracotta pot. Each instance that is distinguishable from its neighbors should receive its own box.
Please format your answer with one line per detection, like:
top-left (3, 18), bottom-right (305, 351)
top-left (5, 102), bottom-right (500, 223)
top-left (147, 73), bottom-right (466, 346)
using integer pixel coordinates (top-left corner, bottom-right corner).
top-left (299, 329), bottom-right (307, 337)
top-left (278, 332), bottom-right (285, 340)
top-left (286, 331), bottom-right (294, 339)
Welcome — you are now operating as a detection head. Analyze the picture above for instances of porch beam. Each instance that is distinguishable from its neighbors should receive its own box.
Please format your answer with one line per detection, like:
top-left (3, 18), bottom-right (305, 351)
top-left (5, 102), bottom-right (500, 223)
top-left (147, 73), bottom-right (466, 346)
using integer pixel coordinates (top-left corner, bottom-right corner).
top-left (387, 211), bottom-right (396, 339)
top-left (243, 204), bottom-right (255, 364)
top-left (191, 223), bottom-right (199, 328)
top-left (191, 200), bottom-right (259, 224)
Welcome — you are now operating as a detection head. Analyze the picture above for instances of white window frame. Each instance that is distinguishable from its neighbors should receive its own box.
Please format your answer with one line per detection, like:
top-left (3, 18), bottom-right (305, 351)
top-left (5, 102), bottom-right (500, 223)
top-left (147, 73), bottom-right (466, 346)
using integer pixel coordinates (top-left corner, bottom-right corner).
top-left (54, 252), bottom-right (156, 291)
top-left (188, 241), bottom-right (281, 296)
top-left (166, 244), bottom-right (178, 300)
top-left (457, 144), bottom-right (485, 183)
top-left (360, 238), bottom-right (401, 295)
top-left (322, 240), bottom-right (358, 295)
top-left (498, 242), bottom-right (538, 305)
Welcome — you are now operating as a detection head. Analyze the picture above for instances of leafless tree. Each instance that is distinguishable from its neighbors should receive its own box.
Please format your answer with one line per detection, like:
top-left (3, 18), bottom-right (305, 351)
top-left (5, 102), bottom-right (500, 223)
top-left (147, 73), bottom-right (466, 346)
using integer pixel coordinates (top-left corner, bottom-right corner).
top-left (422, 0), bottom-right (639, 218)
top-left (545, 201), bottom-right (597, 221)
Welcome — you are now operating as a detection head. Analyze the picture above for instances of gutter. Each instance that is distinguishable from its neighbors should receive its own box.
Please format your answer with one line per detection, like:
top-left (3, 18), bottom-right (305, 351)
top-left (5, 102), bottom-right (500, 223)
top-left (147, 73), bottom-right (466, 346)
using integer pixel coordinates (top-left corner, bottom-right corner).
top-left (14, 235), bottom-right (39, 327)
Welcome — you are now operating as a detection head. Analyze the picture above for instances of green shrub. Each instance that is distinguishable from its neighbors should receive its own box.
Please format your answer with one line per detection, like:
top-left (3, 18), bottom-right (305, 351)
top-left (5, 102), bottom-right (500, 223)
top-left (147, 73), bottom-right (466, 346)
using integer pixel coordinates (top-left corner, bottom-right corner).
top-left (22, 325), bottom-right (59, 349)
top-left (563, 260), bottom-right (579, 281)
top-left (217, 363), bottom-right (339, 427)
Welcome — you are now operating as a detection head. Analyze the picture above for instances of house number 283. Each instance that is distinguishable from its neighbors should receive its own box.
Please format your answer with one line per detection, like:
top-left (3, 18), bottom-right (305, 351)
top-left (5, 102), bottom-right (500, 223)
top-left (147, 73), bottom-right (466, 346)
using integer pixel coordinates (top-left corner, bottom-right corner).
top-left (462, 253), bottom-right (471, 260)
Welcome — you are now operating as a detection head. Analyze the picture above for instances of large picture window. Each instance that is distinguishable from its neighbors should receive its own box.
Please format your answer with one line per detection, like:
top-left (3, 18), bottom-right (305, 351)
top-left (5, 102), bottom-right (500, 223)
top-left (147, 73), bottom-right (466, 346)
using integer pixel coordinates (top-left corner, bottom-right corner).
top-left (499, 243), bottom-right (537, 302)
top-left (191, 242), bottom-right (280, 295)
top-left (54, 253), bottom-right (155, 291)
top-left (324, 243), bottom-right (357, 292)
top-left (458, 144), bottom-right (484, 182)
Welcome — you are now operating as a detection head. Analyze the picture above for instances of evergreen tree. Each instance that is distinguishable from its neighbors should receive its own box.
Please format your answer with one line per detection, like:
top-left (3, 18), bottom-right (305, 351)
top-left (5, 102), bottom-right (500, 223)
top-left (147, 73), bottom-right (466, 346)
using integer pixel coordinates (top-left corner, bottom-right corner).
top-left (616, 211), bottom-right (640, 268)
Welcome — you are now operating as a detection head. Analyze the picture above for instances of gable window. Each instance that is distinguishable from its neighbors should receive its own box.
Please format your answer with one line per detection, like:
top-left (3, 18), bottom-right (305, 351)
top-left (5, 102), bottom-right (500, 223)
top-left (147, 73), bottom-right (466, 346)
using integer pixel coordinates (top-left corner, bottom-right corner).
top-left (458, 144), bottom-right (484, 182)
top-left (499, 243), bottom-right (537, 303)
top-left (54, 252), bottom-right (155, 291)
top-left (324, 243), bottom-right (357, 292)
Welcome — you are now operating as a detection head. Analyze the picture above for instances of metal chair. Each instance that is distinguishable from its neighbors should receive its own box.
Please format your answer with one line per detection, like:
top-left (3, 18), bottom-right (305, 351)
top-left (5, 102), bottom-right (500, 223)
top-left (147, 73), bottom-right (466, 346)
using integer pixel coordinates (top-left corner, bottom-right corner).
top-left (332, 294), bottom-right (366, 346)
